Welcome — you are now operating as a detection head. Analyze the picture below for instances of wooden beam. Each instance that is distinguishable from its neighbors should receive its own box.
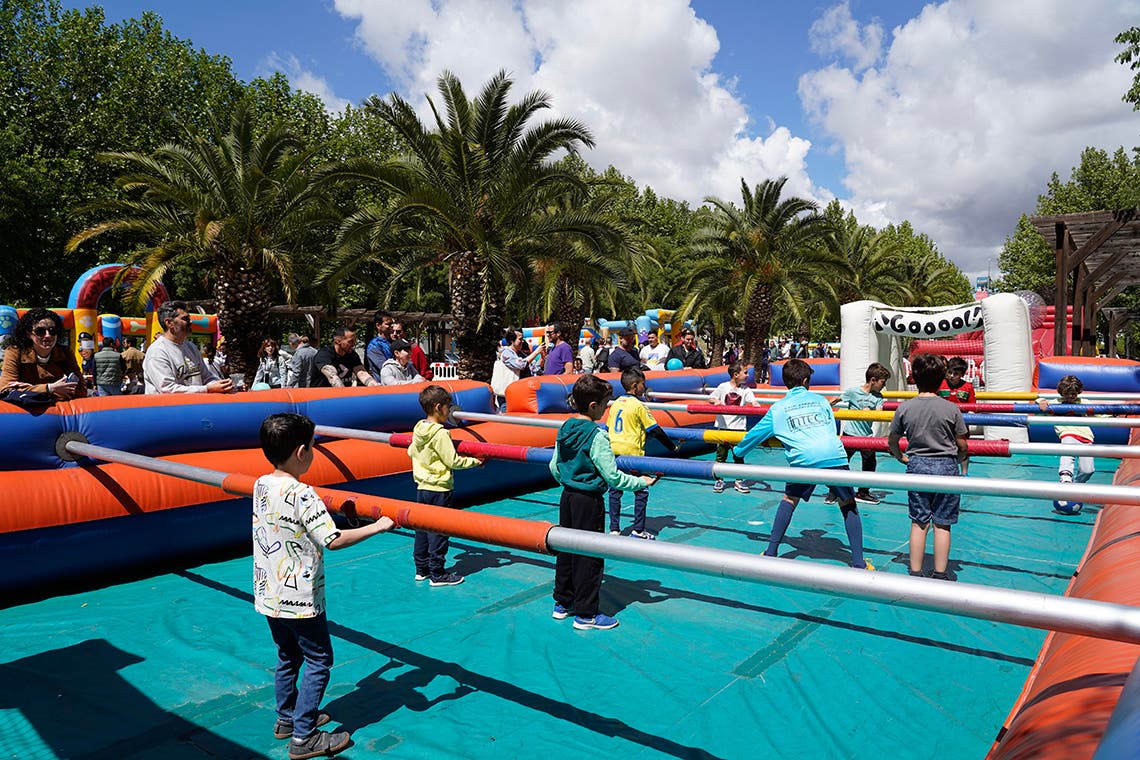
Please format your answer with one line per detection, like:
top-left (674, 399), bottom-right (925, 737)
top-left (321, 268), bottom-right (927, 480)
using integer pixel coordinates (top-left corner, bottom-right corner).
top-left (1068, 215), bottom-right (1130, 270)
top-left (1054, 221), bottom-right (1069, 355)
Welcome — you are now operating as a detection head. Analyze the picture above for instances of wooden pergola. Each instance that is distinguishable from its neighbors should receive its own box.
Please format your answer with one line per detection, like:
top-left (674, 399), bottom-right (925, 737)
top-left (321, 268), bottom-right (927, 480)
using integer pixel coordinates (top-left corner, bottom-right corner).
top-left (1029, 208), bottom-right (1140, 356)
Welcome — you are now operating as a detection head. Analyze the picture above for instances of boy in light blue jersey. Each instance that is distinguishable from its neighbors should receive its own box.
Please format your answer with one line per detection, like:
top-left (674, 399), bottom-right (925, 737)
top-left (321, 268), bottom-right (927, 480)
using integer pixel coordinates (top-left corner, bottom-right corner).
top-left (733, 359), bottom-right (873, 570)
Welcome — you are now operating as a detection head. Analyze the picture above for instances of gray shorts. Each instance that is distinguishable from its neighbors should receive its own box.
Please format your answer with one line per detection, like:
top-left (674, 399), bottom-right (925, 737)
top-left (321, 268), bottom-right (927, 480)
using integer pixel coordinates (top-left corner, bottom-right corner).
top-left (906, 456), bottom-right (960, 526)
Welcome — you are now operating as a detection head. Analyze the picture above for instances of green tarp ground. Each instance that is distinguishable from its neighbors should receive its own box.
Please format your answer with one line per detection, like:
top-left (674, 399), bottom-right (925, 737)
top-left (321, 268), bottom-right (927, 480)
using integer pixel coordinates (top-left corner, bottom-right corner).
top-left (2, 450), bottom-right (1100, 759)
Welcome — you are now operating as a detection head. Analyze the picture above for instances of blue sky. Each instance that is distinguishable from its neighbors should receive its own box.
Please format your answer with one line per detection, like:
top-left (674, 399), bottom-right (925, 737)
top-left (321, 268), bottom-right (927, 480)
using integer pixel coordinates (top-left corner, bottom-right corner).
top-left (69, 1), bottom-right (1140, 279)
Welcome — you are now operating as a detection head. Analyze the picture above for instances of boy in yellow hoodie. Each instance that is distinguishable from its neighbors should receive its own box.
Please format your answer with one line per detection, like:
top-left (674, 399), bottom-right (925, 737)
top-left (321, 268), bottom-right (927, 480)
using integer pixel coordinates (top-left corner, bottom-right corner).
top-left (408, 385), bottom-right (483, 586)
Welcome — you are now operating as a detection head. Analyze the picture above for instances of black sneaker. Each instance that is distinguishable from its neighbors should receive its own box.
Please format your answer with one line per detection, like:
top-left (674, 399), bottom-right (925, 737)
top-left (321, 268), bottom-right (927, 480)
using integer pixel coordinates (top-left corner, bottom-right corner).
top-left (823, 492), bottom-right (838, 504)
top-left (932, 571), bottom-right (953, 581)
top-left (274, 712), bottom-right (331, 740)
top-left (430, 572), bottom-right (464, 587)
top-left (289, 730), bottom-right (352, 760)
top-left (855, 490), bottom-right (881, 505)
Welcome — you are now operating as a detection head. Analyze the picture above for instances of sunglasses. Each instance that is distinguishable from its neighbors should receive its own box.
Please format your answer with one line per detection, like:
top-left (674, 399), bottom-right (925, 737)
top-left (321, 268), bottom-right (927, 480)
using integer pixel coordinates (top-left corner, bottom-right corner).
top-left (32, 326), bottom-right (58, 337)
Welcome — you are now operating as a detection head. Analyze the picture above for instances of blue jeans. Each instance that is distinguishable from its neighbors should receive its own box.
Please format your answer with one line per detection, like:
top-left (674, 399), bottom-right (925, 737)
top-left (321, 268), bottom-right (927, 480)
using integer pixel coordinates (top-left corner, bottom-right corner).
top-left (266, 613), bottom-right (333, 738)
top-left (607, 486), bottom-right (648, 533)
top-left (413, 489), bottom-right (453, 577)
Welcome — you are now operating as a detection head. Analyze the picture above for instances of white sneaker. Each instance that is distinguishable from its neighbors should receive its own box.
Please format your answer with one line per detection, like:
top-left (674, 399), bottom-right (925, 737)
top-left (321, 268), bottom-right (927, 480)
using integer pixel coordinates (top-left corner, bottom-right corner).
top-left (734, 480), bottom-right (751, 494)
top-left (713, 479), bottom-right (725, 493)
top-left (629, 530), bottom-right (657, 540)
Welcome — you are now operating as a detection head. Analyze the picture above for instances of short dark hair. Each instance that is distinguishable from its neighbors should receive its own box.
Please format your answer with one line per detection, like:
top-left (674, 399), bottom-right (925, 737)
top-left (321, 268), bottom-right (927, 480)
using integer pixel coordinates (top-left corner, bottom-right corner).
top-left (101, 337), bottom-right (115, 348)
top-left (1056, 374), bottom-right (1084, 397)
top-left (680, 328), bottom-right (695, 338)
top-left (571, 373), bottom-right (614, 411)
top-left (156, 300), bottom-right (189, 331)
top-left (782, 358), bottom-right (812, 389)
top-left (259, 413), bottom-right (315, 466)
top-left (549, 322), bottom-right (565, 338)
top-left (125, 336), bottom-right (137, 348)
top-left (727, 361), bottom-right (744, 376)
top-left (947, 357), bottom-right (968, 374)
top-left (865, 362), bottom-right (891, 382)
top-left (333, 324), bottom-right (354, 339)
top-left (910, 353), bottom-right (947, 393)
top-left (418, 384), bottom-right (452, 414)
top-left (620, 367), bottom-right (645, 391)
top-left (373, 309), bottom-right (392, 325)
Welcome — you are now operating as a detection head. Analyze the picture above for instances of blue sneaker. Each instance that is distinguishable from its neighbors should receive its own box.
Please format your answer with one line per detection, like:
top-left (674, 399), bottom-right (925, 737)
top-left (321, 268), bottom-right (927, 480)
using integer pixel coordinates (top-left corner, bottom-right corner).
top-left (573, 613), bottom-right (619, 630)
top-left (552, 603), bottom-right (573, 620)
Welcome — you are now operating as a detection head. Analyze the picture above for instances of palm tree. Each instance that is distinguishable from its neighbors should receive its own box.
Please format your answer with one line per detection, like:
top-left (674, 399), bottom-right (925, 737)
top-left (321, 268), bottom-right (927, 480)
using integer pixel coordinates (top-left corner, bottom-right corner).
top-left (533, 187), bottom-right (655, 343)
top-left (829, 222), bottom-right (912, 307)
top-left (685, 177), bottom-right (847, 365)
top-left (66, 106), bottom-right (333, 375)
top-left (320, 70), bottom-right (628, 380)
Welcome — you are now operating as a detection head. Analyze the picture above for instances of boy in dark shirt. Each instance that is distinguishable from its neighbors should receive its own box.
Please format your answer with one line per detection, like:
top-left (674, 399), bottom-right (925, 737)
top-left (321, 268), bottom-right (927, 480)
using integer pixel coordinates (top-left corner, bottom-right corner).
top-left (888, 353), bottom-right (969, 579)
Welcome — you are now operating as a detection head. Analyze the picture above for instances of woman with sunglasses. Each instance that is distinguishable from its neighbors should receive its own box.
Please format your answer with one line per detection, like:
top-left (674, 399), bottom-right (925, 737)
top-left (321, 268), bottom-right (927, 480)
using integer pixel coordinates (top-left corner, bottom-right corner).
top-left (0, 307), bottom-right (87, 400)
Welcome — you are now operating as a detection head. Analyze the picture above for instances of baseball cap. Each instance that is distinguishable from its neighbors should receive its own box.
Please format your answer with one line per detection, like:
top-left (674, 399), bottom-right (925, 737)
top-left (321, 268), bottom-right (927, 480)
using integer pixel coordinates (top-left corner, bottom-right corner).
top-left (618, 327), bottom-right (636, 337)
top-left (390, 339), bottom-right (411, 352)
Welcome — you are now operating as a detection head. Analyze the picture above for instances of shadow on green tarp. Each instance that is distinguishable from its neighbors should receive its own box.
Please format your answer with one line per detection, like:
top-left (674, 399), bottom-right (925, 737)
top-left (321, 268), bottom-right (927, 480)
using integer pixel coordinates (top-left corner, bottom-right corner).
top-left (0, 450), bottom-right (1102, 759)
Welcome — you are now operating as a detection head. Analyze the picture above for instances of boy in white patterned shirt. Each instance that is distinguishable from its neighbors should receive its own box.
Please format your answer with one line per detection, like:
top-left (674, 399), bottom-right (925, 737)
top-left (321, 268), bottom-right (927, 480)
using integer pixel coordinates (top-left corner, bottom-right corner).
top-left (254, 412), bottom-right (394, 759)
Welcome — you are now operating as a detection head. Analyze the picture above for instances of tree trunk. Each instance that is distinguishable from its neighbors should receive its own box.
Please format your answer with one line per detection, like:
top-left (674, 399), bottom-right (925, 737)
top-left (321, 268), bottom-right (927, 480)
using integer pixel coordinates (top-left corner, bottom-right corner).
top-left (450, 251), bottom-right (504, 382)
top-left (741, 284), bottom-right (773, 367)
top-left (214, 264), bottom-right (272, 377)
top-left (707, 329), bottom-right (725, 367)
top-left (553, 276), bottom-right (587, 353)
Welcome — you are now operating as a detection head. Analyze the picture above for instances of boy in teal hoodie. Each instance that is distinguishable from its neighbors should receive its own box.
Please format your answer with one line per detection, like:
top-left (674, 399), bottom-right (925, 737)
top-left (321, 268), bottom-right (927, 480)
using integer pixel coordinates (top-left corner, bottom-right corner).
top-left (408, 385), bottom-right (483, 586)
top-left (549, 374), bottom-right (657, 630)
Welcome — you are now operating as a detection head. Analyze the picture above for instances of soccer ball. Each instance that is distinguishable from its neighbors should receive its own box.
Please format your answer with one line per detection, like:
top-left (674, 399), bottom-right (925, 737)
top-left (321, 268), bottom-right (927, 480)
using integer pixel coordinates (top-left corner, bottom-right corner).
top-left (1053, 500), bottom-right (1083, 515)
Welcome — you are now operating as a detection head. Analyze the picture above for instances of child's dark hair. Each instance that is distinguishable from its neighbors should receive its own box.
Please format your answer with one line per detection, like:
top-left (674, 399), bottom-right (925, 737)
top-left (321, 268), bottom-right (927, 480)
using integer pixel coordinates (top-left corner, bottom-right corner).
top-left (910, 353), bottom-right (947, 393)
top-left (620, 367), bottom-right (645, 392)
top-left (1056, 374), bottom-right (1084, 397)
top-left (782, 358), bottom-right (812, 389)
top-left (571, 373), bottom-right (614, 411)
top-left (865, 362), bottom-right (890, 382)
top-left (259, 413), bottom-right (315, 466)
top-left (947, 356), bottom-right (968, 374)
top-left (418, 384), bottom-right (451, 414)
top-left (727, 361), bottom-right (744, 376)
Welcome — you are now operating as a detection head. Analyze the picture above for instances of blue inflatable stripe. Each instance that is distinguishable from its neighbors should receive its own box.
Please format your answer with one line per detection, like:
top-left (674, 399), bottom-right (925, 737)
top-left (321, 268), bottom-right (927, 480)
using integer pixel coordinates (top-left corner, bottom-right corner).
top-left (964, 413), bottom-right (1027, 426)
top-left (525, 449), bottom-right (554, 464)
top-left (615, 454), bottom-right (715, 479)
top-left (1037, 359), bottom-right (1140, 393)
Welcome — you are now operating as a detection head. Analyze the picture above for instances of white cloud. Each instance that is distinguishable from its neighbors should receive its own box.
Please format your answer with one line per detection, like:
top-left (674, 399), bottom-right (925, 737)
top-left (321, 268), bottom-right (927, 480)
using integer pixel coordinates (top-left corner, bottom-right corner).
top-left (799, 0), bottom-right (1140, 274)
top-left (333, 0), bottom-right (828, 207)
top-left (262, 52), bottom-right (352, 113)
top-left (808, 1), bottom-right (884, 72)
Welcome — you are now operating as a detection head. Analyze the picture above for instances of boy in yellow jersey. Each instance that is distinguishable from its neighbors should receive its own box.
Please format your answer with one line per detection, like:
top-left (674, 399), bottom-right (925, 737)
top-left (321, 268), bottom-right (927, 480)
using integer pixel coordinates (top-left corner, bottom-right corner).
top-left (606, 368), bottom-right (680, 539)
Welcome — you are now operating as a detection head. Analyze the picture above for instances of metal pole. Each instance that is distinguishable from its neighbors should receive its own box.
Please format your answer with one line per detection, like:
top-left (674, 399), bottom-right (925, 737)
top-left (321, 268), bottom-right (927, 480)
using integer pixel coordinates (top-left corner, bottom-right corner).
top-left (60, 436), bottom-right (1140, 647)
top-left (334, 414), bottom-right (1140, 505)
top-left (453, 411), bottom-right (1140, 460)
top-left (546, 528), bottom-right (1140, 645)
top-left (710, 460), bottom-right (1140, 505)
top-left (639, 401), bottom-right (1140, 429)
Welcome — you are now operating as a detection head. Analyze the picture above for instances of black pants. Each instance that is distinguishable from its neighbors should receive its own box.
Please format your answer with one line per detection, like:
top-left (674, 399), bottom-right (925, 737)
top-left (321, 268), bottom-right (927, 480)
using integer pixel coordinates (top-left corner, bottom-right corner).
top-left (847, 449), bottom-right (877, 474)
top-left (413, 489), bottom-right (453, 577)
top-left (553, 488), bottom-right (604, 617)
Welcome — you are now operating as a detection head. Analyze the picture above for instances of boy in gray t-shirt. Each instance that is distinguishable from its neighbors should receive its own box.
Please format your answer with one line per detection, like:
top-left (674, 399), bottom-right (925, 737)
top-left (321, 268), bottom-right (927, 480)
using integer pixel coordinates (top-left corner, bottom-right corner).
top-left (888, 354), bottom-right (968, 580)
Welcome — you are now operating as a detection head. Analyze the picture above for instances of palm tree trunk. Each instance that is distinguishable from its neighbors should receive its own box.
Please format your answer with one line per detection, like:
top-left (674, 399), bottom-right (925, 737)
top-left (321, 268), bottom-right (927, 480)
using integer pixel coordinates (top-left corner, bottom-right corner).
top-left (553, 277), bottom-right (586, 353)
top-left (742, 284), bottom-right (773, 366)
top-left (215, 264), bottom-right (271, 377)
top-left (707, 329), bottom-right (725, 367)
top-left (450, 251), bottom-right (504, 382)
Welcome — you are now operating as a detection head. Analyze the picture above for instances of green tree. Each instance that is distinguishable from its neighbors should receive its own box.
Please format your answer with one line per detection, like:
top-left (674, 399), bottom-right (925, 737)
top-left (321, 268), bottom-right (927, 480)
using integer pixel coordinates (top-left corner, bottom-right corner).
top-left (1115, 26), bottom-right (1140, 111)
top-left (66, 106), bottom-right (336, 375)
top-left (996, 147), bottom-right (1140, 297)
top-left (321, 70), bottom-right (633, 380)
top-left (0, 0), bottom-right (245, 306)
top-left (682, 177), bottom-right (845, 365)
top-left (823, 201), bottom-right (912, 307)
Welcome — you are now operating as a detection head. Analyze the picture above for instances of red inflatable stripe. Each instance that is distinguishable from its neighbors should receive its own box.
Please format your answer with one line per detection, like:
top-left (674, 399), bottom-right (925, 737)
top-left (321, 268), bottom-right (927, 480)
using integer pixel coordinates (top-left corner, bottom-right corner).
top-left (455, 441), bottom-right (533, 462)
top-left (840, 437), bottom-right (1010, 457)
